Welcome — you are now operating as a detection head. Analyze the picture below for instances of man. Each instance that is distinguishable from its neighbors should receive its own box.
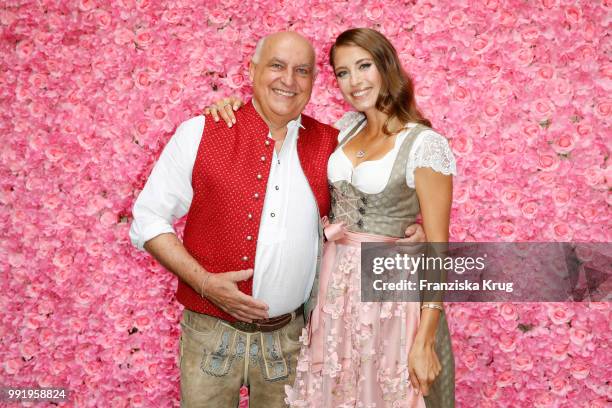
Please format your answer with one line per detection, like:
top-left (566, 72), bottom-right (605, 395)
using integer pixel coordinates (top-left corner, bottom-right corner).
top-left (130, 31), bottom-right (337, 407)
top-left (130, 32), bottom-right (423, 407)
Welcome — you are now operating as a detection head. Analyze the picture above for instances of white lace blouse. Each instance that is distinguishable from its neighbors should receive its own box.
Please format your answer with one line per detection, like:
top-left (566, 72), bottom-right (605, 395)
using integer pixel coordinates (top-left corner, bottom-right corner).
top-left (328, 111), bottom-right (457, 194)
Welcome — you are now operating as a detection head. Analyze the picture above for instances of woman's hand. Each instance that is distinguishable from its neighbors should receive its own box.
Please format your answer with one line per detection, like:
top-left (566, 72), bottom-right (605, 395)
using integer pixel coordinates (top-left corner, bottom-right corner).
top-left (203, 96), bottom-right (244, 127)
top-left (408, 339), bottom-right (441, 396)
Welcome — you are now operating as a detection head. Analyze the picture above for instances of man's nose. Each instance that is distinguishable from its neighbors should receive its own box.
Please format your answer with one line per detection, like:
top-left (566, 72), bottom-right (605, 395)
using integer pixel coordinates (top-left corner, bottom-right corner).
top-left (281, 70), bottom-right (295, 88)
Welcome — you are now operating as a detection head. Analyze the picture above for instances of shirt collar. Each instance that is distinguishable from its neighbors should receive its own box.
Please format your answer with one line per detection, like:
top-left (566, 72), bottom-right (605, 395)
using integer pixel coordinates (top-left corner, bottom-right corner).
top-left (266, 115), bottom-right (304, 140)
top-left (288, 115), bottom-right (304, 131)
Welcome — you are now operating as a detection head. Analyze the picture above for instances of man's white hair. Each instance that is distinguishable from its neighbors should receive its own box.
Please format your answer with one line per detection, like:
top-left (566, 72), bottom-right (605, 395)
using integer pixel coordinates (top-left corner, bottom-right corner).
top-left (251, 33), bottom-right (317, 75)
top-left (252, 36), bottom-right (268, 64)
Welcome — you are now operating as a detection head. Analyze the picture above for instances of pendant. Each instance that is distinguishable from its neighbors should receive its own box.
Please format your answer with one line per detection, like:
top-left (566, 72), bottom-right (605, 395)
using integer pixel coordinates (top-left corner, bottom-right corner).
top-left (356, 150), bottom-right (365, 158)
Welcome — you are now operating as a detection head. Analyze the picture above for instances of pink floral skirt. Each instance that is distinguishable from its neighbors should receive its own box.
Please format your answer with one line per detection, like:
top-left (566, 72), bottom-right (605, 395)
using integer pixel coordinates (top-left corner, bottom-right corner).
top-left (285, 230), bottom-right (426, 408)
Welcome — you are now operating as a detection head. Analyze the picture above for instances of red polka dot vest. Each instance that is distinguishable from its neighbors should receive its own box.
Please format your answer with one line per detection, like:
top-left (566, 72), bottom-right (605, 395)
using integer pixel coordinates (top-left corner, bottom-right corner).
top-left (179, 100), bottom-right (339, 321)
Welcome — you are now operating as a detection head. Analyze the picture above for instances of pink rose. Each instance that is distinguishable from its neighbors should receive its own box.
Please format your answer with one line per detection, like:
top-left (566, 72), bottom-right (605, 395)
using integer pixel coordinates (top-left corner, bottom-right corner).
top-left (483, 102), bottom-right (501, 119)
top-left (136, 0), bottom-right (151, 10)
top-left (550, 222), bottom-right (573, 241)
top-left (447, 10), bottom-right (466, 27)
top-left (547, 304), bottom-right (574, 324)
top-left (495, 370), bottom-right (514, 387)
top-left (499, 303), bottom-right (518, 321)
top-left (537, 65), bottom-right (554, 80)
top-left (497, 221), bottom-right (516, 241)
top-left (4, 358), bottom-right (23, 375)
top-left (570, 359), bottom-right (590, 379)
top-left (500, 186), bottom-right (521, 208)
top-left (52, 249), bottom-right (74, 269)
top-left (479, 153), bottom-right (501, 172)
top-left (520, 26), bottom-right (540, 43)
top-left (550, 342), bottom-right (568, 361)
top-left (453, 184), bottom-right (470, 203)
top-left (78, 0), bottom-right (95, 11)
top-left (514, 47), bottom-right (534, 66)
top-left (549, 375), bottom-right (571, 397)
top-left (168, 83), bottom-right (184, 104)
top-left (135, 315), bottom-right (151, 328)
top-left (552, 187), bottom-right (571, 207)
top-left (100, 211), bottom-right (117, 226)
top-left (511, 353), bottom-right (533, 371)
top-left (462, 350), bottom-right (478, 370)
top-left (114, 27), bottom-right (134, 45)
top-left (450, 134), bottom-right (473, 156)
top-left (541, 0), bottom-right (558, 8)
top-left (537, 153), bottom-right (560, 172)
top-left (152, 104), bottom-right (167, 120)
top-left (550, 134), bottom-right (576, 154)
top-left (595, 98), bottom-right (611, 118)
top-left (452, 85), bottom-right (471, 102)
top-left (162, 9), bottom-right (181, 24)
top-left (8, 253), bottom-right (25, 267)
top-left (483, 0), bottom-right (499, 10)
top-left (472, 35), bottom-right (492, 54)
top-left (533, 392), bottom-right (555, 407)
top-left (134, 70), bottom-right (151, 89)
top-left (491, 81), bottom-right (512, 103)
top-left (582, 166), bottom-right (604, 187)
top-left (135, 31), bottom-right (153, 49)
top-left (569, 327), bottom-right (589, 346)
top-left (565, 6), bottom-right (582, 24)
top-left (226, 68), bottom-right (246, 89)
top-left (449, 224), bottom-right (467, 241)
top-left (208, 9), bottom-right (230, 26)
top-left (365, 6), bottom-right (384, 21)
top-left (498, 333), bottom-right (517, 353)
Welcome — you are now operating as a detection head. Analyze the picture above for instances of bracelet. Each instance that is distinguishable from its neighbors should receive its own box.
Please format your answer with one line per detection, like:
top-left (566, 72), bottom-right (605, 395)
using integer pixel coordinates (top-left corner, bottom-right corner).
top-left (200, 273), bottom-right (211, 298)
top-left (421, 303), bottom-right (443, 312)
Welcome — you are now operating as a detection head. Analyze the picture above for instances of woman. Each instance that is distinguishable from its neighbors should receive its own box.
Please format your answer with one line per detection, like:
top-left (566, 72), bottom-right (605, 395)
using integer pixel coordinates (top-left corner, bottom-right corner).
top-left (207, 28), bottom-right (456, 407)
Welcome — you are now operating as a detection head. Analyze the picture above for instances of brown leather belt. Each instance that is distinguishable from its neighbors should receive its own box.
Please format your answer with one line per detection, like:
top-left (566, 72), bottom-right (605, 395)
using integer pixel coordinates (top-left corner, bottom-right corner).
top-left (229, 305), bottom-right (303, 333)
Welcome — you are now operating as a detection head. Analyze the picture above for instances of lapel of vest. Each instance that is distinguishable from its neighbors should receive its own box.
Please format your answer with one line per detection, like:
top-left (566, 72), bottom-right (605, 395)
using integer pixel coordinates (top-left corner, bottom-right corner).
top-left (296, 115), bottom-right (325, 214)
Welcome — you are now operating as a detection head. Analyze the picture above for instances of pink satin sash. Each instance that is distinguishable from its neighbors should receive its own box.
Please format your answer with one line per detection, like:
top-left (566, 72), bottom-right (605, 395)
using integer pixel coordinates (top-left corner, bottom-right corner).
top-left (309, 218), bottom-right (401, 369)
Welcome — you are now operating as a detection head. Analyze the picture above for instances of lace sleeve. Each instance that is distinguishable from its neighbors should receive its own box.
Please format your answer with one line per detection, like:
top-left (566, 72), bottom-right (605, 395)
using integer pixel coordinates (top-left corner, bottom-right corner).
top-left (406, 130), bottom-right (457, 188)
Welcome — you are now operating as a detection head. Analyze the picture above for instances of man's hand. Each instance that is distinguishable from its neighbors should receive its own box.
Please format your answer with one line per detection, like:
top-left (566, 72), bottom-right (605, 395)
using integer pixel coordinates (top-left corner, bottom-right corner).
top-left (203, 96), bottom-right (244, 127)
top-left (142, 233), bottom-right (268, 323)
top-left (202, 269), bottom-right (269, 322)
top-left (398, 223), bottom-right (426, 243)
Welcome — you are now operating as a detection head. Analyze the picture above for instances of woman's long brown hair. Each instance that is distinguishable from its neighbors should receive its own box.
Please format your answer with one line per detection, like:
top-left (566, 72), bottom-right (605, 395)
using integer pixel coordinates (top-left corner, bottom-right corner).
top-left (330, 28), bottom-right (432, 135)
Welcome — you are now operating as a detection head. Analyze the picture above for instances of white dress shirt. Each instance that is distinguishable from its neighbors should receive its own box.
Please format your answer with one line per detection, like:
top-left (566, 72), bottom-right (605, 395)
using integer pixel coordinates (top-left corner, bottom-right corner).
top-left (129, 115), bottom-right (320, 317)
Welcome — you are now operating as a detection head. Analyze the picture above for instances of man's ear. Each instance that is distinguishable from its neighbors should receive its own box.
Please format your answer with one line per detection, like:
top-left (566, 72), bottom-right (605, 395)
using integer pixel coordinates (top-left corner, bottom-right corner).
top-left (248, 61), bottom-right (256, 82)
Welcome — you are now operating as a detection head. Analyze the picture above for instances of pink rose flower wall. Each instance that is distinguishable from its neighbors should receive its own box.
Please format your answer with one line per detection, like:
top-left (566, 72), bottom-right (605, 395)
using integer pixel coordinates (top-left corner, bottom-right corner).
top-left (1, 0), bottom-right (610, 406)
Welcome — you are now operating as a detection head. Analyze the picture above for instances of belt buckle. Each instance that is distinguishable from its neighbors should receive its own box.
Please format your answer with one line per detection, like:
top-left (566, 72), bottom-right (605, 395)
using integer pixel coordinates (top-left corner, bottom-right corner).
top-left (232, 321), bottom-right (258, 333)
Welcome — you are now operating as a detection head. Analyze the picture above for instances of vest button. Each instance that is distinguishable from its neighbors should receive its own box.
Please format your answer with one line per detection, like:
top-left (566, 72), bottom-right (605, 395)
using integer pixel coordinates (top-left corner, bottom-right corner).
top-left (246, 235), bottom-right (253, 240)
top-left (242, 256), bottom-right (249, 261)
top-left (248, 213), bottom-right (253, 219)
top-left (265, 140), bottom-right (271, 146)
top-left (253, 193), bottom-right (259, 199)
top-left (260, 156), bottom-right (266, 162)
top-left (257, 174), bottom-right (262, 180)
